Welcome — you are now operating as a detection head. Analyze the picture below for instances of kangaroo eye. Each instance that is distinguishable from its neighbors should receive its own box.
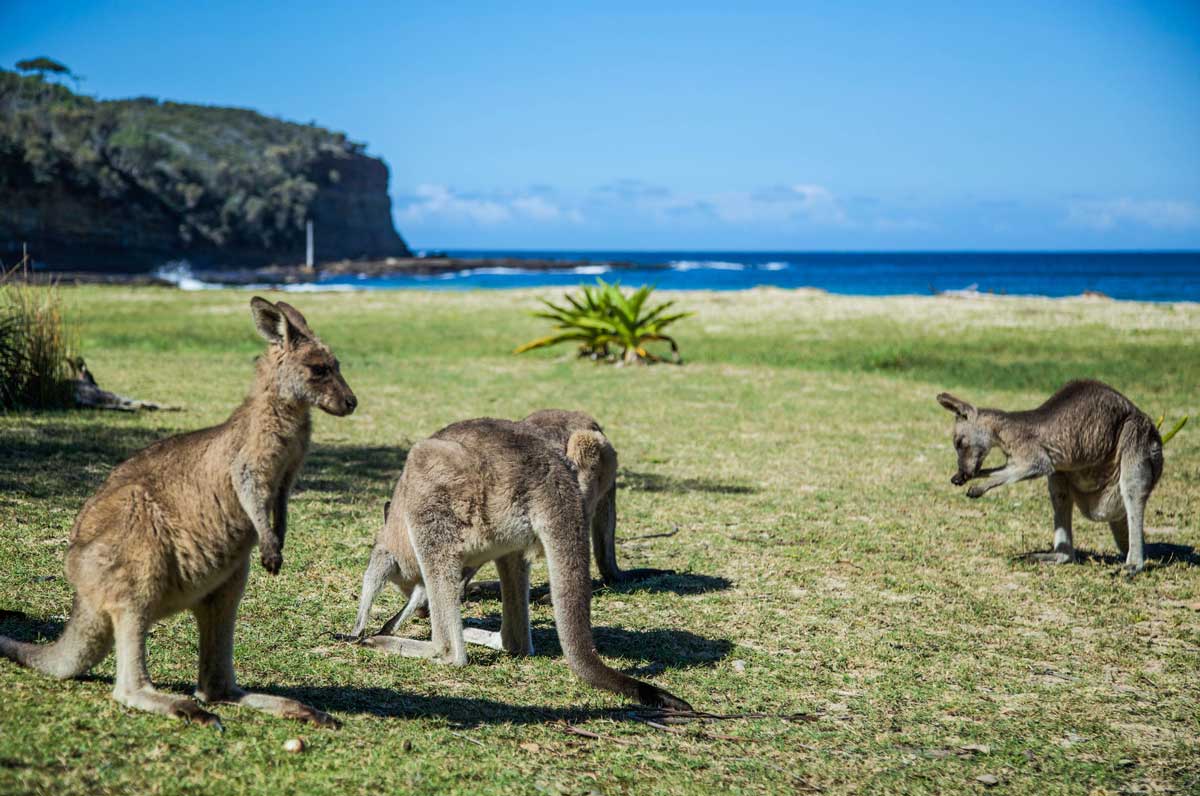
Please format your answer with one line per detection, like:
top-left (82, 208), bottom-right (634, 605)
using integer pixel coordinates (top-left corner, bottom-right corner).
top-left (309, 364), bottom-right (330, 378)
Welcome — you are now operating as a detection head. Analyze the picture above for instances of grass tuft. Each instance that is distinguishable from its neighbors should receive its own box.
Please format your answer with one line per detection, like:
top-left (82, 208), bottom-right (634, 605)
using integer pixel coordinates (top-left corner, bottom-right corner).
top-left (0, 271), bottom-right (78, 409)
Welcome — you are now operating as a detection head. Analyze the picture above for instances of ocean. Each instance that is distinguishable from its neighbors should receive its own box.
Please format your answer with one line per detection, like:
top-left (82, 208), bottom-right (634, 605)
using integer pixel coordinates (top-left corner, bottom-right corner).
top-left (166, 251), bottom-right (1200, 302)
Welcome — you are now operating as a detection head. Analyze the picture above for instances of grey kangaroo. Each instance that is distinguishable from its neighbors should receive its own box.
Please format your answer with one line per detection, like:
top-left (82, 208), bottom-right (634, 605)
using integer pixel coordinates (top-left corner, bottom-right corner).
top-left (353, 416), bottom-right (691, 710)
top-left (0, 298), bottom-right (355, 726)
top-left (938, 379), bottom-right (1163, 575)
top-left (348, 409), bottom-right (666, 640)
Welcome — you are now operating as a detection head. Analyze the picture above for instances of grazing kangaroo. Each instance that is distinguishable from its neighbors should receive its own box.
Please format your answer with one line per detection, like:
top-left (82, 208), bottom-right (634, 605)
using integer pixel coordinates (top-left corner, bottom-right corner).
top-left (348, 409), bottom-right (667, 640)
top-left (522, 409), bottom-right (669, 585)
top-left (937, 379), bottom-right (1163, 575)
top-left (354, 417), bottom-right (691, 710)
top-left (0, 298), bottom-right (356, 727)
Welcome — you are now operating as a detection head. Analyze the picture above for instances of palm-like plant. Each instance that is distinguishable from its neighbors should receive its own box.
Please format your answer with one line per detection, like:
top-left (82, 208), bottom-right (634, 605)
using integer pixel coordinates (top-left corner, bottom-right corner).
top-left (1156, 414), bottom-right (1188, 445)
top-left (515, 280), bottom-right (693, 364)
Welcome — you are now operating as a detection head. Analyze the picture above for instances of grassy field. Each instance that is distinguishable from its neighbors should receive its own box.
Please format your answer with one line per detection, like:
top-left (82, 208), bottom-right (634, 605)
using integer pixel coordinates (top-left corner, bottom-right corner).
top-left (1, 285), bottom-right (1197, 796)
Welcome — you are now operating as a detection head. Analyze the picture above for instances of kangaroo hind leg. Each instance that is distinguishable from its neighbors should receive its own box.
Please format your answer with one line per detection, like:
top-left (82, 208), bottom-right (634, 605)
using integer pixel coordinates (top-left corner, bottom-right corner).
top-left (1028, 473), bottom-right (1076, 564)
top-left (111, 609), bottom-right (221, 727)
top-left (193, 563), bottom-right (338, 727)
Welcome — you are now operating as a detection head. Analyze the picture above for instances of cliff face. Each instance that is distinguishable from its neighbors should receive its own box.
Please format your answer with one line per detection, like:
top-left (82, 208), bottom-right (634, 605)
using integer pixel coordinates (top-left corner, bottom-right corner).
top-left (0, 70), bottom-right (410, 271)
top-left (308, 153), bottom-right (408, 264)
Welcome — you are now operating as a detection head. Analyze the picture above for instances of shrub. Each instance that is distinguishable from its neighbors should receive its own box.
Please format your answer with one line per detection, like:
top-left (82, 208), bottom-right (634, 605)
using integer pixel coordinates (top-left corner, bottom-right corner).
top-left (515, 280), bottom-right (693, 365)
top-left (0, 271), bottom-right (77, 409)
top-left (1157, 414), bottom-right (1188, 445)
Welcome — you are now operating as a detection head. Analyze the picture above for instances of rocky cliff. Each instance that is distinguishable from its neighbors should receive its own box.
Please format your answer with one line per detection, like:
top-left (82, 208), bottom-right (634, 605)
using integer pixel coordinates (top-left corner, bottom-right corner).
top-left (0, 70), bottom-right (410, 271)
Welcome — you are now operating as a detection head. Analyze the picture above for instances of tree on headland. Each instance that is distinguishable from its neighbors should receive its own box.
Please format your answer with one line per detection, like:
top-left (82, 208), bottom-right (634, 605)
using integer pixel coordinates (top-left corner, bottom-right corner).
top-left (16, 57), bottom-right (73, 80)
top-left (15, 57), bottom-right (81, 91)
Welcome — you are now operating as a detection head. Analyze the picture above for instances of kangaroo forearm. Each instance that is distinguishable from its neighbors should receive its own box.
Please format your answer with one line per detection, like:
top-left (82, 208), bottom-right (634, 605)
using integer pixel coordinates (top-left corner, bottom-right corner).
top-left (965, 466), bottom-right (1006, 481)
top-left (232, 463), bottom-right (281, 572)
top-left (967, 459), bottom-right (1052, 497)
top-left (271, 492), bottom-right (289, 549)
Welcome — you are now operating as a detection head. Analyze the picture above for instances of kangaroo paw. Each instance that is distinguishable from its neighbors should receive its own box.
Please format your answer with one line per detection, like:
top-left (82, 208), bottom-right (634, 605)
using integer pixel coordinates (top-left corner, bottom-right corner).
top-left (636, 682), bottom-right (693, 711)
top-left (283, 703), bottom-right (341, 729)
top-left (1025, 551), bottom-right (1075, 565)
top-left (1116, 562), bottom-right (1145, 578)
top-left (173, 699), bottom-right (224, 729)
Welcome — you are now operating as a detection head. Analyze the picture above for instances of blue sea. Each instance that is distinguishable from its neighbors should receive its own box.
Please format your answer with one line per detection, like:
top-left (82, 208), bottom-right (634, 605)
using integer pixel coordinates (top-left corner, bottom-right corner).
top-left (165, 251), bottom-right (1200, 302)
top-left (320, 251), bottom-right (1200, 302)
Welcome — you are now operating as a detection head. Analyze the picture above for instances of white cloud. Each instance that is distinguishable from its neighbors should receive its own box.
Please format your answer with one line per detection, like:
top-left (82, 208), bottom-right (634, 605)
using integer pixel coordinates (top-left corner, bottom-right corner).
top-left (399, 181), bottom-right (866, 230)
top-left (1066, 198), bottom-right (1200, 230)
top-left (599, 182), bottom-right (851, 226)
top-left (397, 184), bottom-right (581, 225)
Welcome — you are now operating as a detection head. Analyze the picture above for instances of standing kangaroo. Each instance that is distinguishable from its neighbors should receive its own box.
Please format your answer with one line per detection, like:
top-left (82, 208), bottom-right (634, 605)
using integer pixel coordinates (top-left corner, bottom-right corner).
top-left (937, 379), bottom-right (1163, 575)
top-left (347, 409), bottom-right (667, 640)
top-left (0, 298), bottom-right (356, 726)
top-left (354, 416), bottom-right (691, 710)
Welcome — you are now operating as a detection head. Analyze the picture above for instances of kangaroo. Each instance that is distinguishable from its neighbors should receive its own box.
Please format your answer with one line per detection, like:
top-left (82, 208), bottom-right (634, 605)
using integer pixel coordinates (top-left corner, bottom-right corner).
top-left (347, 409), bottom-right (667, 641)
top-left (0, 298), bottom-right (356, 727)
top-left (521, 409), bottom-right (669, 585)
top-left (354, 417), bottom-right (691, 710)
top-left (937, 379), bottom-right (1163, 575)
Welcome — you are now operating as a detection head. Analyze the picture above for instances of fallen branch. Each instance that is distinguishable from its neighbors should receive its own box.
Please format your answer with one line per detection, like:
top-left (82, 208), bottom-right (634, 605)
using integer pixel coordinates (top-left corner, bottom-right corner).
top-left (558, 723), bottom-right (632, 745)
top-left (624, 527), bottom-right (680, 541)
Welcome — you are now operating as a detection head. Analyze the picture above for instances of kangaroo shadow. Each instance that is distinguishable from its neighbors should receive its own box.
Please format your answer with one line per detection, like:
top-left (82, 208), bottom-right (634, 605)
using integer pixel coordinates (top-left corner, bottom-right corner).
top-left (1021, 543), bottom-right (1197, 569)
top-left (237, 685), bottom-right (626, 727)
top-left (619, 470), bottom-right (758, 495)
top-left (464, 569), bottom-right (733, 603)
top-left (298, 443), bottom-right (409, 496)
top-left (0, 610), bottom-right (64, 643)
top-left (0, 419), bottom-right (409, 507)
top-left (0, 421), bottom-right (171, 501)
top-left (446, 616), bottom-right (732, 671)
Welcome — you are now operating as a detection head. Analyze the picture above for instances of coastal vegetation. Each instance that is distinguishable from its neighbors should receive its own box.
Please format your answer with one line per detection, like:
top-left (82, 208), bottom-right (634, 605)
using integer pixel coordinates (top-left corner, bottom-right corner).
top-left (515, 280), bottom-right (693, 364)
top-left (1, 287), bottom-right (1196, 796)
top-left (0, 269), bottom-right (76, 409)
top-left (0, 66), bottom-right (408, 269)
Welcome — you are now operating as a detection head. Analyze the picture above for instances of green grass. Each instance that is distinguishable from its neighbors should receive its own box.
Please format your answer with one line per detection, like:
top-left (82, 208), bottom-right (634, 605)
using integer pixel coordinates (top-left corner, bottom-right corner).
top-left (1, 286), bottom-right (1197, 796)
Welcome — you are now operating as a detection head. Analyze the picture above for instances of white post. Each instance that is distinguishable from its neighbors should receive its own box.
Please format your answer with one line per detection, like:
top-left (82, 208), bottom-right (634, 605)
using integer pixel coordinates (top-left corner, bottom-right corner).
top-left (305, 219), bottom-right (314, 269)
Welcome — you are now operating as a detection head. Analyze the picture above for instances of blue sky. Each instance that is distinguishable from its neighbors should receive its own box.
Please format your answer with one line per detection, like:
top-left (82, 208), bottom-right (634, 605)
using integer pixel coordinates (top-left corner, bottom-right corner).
top-left (4, 1), bottom-right (1199, 250)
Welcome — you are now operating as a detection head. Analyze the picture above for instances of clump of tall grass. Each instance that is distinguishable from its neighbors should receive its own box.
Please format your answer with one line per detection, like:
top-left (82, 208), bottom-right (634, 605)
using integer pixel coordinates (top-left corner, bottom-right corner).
top-left (0, 269), bottom-right (78, 409)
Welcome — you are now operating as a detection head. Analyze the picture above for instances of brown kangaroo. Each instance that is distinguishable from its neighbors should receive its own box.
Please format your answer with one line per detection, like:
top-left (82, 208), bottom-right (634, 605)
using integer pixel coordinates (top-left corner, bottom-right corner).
top-left (0, 298), bottom-right (356, 727)
top-left (354, 416), bottom-right (691, 710)
top-left (938, 379), bottom-right (1163, 575)
top-left (347, 409), bottom-right (669, 641)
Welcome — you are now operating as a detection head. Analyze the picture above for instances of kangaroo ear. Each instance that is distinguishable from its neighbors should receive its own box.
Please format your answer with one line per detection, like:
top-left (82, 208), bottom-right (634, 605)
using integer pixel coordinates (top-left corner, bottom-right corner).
top-left (250, 297), bottom-right (286, 345)
top-left (937, 392), bottom-right (976, 420)
top-left (275, 302), bottom-right (315, 343)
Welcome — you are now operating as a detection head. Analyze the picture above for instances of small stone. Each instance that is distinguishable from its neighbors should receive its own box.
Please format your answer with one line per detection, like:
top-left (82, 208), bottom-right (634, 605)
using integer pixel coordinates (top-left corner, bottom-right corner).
top-left (283, 737), bottom-right (305, 754)
top-left (520, 742), bottom-right (541, 753)
top-left (960, 744), bottom-right (991, 755)
top-left (732, 659), bottom-right (746, 674)
top-left (402, 739), bottom-right (413, 753)
top-left (975, 774), bottom-right (999, 786)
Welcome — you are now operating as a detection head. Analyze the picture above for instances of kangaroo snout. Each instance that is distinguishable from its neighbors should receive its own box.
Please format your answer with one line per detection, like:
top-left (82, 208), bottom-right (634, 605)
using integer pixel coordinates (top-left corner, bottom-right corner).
top-left (951, 471), bottom-right (968, 486)
top-left (323, 388), bottom-right (357, 416)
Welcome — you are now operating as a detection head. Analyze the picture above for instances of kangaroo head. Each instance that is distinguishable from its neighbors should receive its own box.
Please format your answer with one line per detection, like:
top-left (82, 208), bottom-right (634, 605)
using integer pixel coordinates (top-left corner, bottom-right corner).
top-left (250, 297), bottom-right (357, 416)
top-left (565, 430), bottom-right (618, 517)
top-left (937, 392), bottom-right (993, 485)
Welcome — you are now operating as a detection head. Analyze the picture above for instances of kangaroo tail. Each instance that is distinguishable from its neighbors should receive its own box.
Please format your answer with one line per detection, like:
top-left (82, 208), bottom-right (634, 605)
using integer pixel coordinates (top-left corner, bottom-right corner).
top-left (0, 596), bottom-right (112, 680)
top-left (542, 518), bottom-right (691, 711)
